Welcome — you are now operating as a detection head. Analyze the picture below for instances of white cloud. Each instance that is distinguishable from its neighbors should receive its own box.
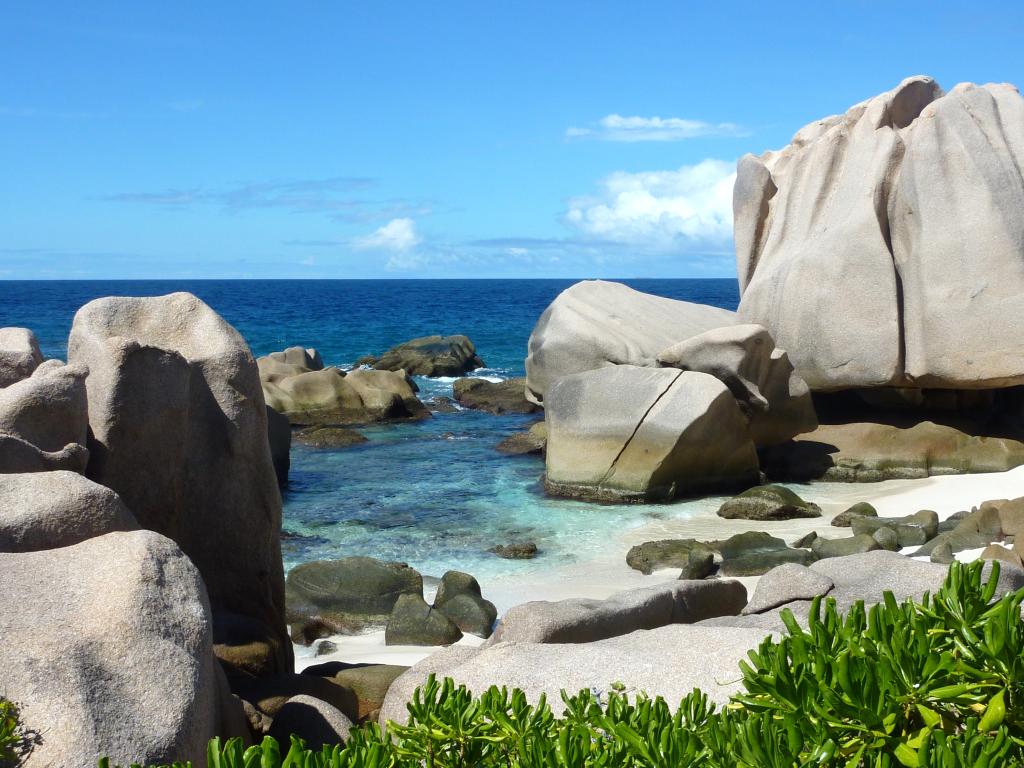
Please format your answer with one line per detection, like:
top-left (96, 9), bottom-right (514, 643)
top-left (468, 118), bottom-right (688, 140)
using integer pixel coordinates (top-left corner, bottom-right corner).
top-left (565, 159), bottom-right (736, 250)
top-left (567, 114), bottom-right (746, 142)
top-left (354, 218), bottom-right (422, 253)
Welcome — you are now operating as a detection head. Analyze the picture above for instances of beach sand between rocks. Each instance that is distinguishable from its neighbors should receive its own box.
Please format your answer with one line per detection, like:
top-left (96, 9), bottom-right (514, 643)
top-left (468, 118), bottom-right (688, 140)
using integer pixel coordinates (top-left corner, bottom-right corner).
top-left (296, 465), bottom-right (1024, 671)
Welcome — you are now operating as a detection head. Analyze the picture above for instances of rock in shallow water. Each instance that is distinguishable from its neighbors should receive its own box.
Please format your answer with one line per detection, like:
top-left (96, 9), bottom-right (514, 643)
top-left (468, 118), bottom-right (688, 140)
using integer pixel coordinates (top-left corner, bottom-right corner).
top-left (360, 335), bottom-right (484, 377)
top-left (453, 377), bottom-right (539, 414)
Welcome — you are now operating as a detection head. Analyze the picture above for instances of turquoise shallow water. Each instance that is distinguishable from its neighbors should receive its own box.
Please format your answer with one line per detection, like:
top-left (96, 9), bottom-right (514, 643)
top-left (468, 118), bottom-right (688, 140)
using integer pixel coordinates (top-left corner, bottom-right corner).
top-left (2, 278), bottom-right (740, 581)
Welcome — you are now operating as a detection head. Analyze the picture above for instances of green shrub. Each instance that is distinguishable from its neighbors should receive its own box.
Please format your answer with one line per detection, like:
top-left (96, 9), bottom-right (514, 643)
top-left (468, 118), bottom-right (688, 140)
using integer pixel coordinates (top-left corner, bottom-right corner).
top-left (1, 697), bottom-right (41, 768)
top-left (101, 560), bottom-right (1024, 767)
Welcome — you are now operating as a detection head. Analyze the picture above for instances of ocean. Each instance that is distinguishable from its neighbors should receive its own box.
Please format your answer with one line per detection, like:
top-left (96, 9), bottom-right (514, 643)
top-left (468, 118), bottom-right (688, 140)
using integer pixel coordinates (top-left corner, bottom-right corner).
top-left (1, 279), bottom-right (740, 581)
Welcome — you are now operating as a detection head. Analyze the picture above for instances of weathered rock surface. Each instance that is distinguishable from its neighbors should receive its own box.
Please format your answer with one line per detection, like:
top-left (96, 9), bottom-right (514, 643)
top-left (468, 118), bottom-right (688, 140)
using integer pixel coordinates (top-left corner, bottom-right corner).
top-left (0, 471), bottom-right (138, 552)
top-left (67, 292), bottom-right (291, 673)
top-left (0, 327), bottom-right (43, 387)
top-left (267, 695), bottom-right (352, 750)
top-left (380, 624), bottom-right (772, 726)
top-left (0, 360), bottom-right (89, 463)
top-left (851, 509), bottom-right (939, 547)
top-left (263, 366), bottom-right (425, 425)
top-left (286, 557), bottom-right (423, 632)
top-left (811, 534), bottom-right (881, 559)
top-left (489, 541), bottom-right (539, 559)
top-left (0, 434), bottom-right (89, 474)
top-left (626, 539), bottom-right (713, 575)
top-left (657, 324), bottom-right (816, 445)
top-left (544, 366), bottom-right (759, 502)
top-left (761, 419), bottom-right (1024, 482)
top-left (735, 76), bottom-right (1024, 391)
top-left (385, 594), bottom-right (463, 646)
top-left (0, 530), bottom-right (231, 768)
top-left (524, 280), bottom-right (735, 404)
top-left (742, 564), bottom-right (834, 615)
top-left (360, 335), bottom-right (484, 377)
top-left (266, 405), bottom-right (291, 487)
top-left (717, 485), bottom-right (822, 521)
top-left (488, 580), bottom-right (747, 645)
top-left (453, 377), bottom-right (540, 414)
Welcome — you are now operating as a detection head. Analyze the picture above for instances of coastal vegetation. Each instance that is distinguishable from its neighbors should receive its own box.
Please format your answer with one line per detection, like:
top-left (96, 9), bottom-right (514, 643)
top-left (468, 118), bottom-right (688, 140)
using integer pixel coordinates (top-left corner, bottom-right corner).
top-left (96, 561), bottom-right (1022, 767)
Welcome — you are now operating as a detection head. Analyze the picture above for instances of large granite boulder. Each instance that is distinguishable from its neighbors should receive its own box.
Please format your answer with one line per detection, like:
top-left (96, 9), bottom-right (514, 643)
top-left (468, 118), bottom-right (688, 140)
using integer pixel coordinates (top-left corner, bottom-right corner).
top-left (67, 292), bottom-right (291, 674)
top-left (525, 280), bottom-right (735, 404)
top-left (0, 471), bottom-right (138, 552)
top-left (0, 360), bottom-right (89, 473)
top-left (302, 663), bottom-right (409, 723)
top-left (286, 557), bottom-right (424, 633)
top-left (0, 530), bottom-right (237, 767)
top-left (487, 580), bottom-right (746, 646)
top-left (380, 624), bottom-right (772, 726)
top-left (0, 327), bottom-right (43, 387)
top-left (385, 594), bottom-right (463, 646)
top-left (735, 76), bottom-right (1024, 391)
top-left (433, 571), bottom-right (497, 638)
top-left (359, 335), bottom-right (484, 377)
top-left (452, 377), bottom-right (540, 414)
top-left (544, 366), bottom-right (759, 502)
top-left (657, 324), bottom-right (816, 445)
top-left (266, 405), bottom-right (291, 486)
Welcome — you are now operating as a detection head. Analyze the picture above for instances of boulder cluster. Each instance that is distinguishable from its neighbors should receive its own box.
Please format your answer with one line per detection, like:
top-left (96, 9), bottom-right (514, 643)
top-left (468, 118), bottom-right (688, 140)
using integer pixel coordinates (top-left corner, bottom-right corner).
top-left (524, 76), bottom-right (1024, 502)
top-left (286, 557), bottom-right (497, 646)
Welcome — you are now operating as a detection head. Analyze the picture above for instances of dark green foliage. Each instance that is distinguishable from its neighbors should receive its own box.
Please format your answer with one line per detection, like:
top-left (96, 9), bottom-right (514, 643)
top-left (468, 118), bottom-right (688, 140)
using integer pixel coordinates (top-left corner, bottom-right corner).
top-left (1, 697), bottom-right (42, 768)
top-left (100, 561), bottom-right (1024, 767)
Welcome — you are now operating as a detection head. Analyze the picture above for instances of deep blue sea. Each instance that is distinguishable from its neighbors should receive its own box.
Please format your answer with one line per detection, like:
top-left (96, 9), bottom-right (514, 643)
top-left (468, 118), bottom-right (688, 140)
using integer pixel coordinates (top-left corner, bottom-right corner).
top-left (1, 279), bottom-right (739, 582)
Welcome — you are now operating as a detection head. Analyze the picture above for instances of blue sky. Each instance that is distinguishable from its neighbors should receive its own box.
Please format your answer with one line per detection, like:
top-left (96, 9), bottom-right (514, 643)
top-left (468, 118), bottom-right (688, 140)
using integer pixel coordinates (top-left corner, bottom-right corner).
top-left (2, 2), bottom-right (1022, 279)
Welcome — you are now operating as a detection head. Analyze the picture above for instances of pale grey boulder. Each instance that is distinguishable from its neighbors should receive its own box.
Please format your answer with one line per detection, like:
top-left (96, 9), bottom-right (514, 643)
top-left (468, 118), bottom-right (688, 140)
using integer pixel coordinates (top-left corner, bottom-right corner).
top-left (657, 324), bottom-right (816, 445)
top-left (891, 82), bottom-right (1024, 388)
top-left (268, 695), bottom-right (352, 750)
top-left (0, 360), bottom-right (89, 456)
top-left (735, 76), bottom-right (1024, 392)
top-left (0, 471), bottom-right (138, 552)
top-left (380, 624), bottom-right (772, 727)
top-left (0, 530), bottom-right (226, 768)
top-left (742, 563), bottom-right (834, 615)
top-left (0, 434), bottom-right (89, 474)
top-left (544, 366), bottom-right (759, 502)
top-left (0, 327), bottom-right (43, 387)
top-left (487, 579), bottom-right (747, 646)
top-left (68, 292), bottom-right (291, 674)
top-left (525, 280), bottom-right (735, 404)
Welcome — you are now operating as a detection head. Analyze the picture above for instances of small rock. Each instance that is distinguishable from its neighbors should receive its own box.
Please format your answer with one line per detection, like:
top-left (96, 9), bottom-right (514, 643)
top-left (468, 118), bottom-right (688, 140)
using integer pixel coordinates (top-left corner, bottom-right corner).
top-left (489, 541), bottom-right (539, 560)
top-left (717, 485), bottom-right (822, 521)
top-left (831, 502), bottom-right (878, 527)
top-left (385, 594), bottom-right (463, 646)
top-left (852, 510), bottom-right (939, 547)
top-left (267, 695), bottom-right (352, 750)
top-left (428, 396), bottom-right (460, 413)
top-left (453, 378), bottom-right (540, 414)
top-left (303, 663), bottom-right (410, 723)
top-left (626, 539), bottom-right (711, 575)
top-left (315, 640), bottom-right (339, 656)
top-left (930, 540), bottom-right (955, 564)
top-left (679, 549), bottom-right (714, 580)
top-left (433, 571), bottom-right (497, 638)
top-left (368, 335), bottom-right (484, 377)
top-left (741, 564), bottom-right (834, 615)
top-left (872, 527), bottom-right (900, 551)
top-left (790, 531), bottom-right (818, 549)
top-left (496, 421), bottom-right (547, 455)
top-left (718, 549), bottom-right (817, 577)
top-left (294, 426), bottom-right (369, 449)
top-left (812, 534), bottom-right (881, 559)
top-left (980, 544), bottom-right (1024, 569)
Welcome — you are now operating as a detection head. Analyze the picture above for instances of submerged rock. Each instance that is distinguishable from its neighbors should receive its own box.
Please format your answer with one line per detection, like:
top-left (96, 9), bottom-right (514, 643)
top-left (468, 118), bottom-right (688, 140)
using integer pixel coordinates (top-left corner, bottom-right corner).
top-left (489, 541), bottom-right (539, 559)
top-left (294, 426), bottom-right (369, 449)
top-left (453, 377), bottom-right (539, 414)
top-left (717, 485), bottom-right (822, 521)
top-left (360, 335), bottom-right (484, 377)
top-left (544, 366), bottom-right (759, 502)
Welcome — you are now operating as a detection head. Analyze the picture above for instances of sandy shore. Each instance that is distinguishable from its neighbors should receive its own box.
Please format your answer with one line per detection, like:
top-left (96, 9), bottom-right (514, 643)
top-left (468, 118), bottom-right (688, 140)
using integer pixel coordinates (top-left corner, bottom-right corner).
top-left (295, 466), bottom-right (1024, 670)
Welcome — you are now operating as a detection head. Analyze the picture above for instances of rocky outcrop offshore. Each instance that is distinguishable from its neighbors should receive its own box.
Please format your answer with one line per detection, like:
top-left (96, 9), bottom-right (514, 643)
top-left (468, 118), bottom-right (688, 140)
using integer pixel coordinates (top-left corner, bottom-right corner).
top-left (357, 334), bottom-right (484, 377)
